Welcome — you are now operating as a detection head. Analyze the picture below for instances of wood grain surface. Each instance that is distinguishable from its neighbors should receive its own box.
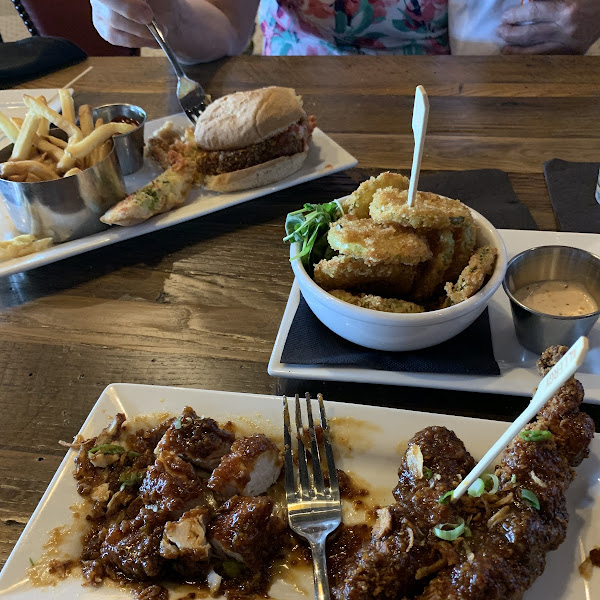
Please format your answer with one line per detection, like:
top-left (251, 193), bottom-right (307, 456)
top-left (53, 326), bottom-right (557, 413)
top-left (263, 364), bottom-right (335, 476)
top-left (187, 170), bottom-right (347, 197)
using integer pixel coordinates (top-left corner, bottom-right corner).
top-left (2, 55), bottom-right (600, 568)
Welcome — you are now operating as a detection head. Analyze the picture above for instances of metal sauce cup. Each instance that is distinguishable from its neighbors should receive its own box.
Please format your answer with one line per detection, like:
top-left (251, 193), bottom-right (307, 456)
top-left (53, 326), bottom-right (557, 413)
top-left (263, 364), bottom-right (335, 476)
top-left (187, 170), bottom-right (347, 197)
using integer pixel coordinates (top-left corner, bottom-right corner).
top-left (0, 129), bottom-right (126, 243)
top-left (503, 245), bottom-right (600, 354)
top-left (92, 104), bottom-right (146, 175)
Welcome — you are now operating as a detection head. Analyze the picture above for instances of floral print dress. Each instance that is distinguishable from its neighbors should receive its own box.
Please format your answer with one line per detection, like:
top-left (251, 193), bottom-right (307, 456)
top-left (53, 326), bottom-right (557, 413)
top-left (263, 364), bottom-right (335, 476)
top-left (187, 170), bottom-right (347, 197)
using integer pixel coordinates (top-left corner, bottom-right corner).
top-left (258, 0), bottom-right (450, 56)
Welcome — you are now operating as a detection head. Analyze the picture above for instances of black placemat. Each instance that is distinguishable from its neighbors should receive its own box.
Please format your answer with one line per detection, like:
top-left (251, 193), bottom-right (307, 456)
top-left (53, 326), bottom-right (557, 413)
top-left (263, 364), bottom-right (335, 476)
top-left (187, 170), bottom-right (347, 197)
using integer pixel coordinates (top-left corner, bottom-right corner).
top-left (0, 37), bottom-right (87, 88)
top-left (544, 159), bottom-right (600, 233)
top-left (279, 169), bottom-right (537, 376)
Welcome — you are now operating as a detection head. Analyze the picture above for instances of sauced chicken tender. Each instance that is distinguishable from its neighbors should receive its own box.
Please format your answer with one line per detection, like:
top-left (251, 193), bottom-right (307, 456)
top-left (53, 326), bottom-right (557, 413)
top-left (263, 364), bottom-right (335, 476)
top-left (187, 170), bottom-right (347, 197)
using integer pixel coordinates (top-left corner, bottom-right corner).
top-left (314, 255), bottom-right (417, 298)
top-left (328, 215), bottom-right (432, 265)
top-left (207, 434), bottom-right (283, 499)
top-left (444, 245), bottom-right (498, 305)
top-left (329, 289), bottom-right (424, 313)
top-left (370, 188), bottom-right (472, 230)
top-left (341, 171), bottom-right (410, 218)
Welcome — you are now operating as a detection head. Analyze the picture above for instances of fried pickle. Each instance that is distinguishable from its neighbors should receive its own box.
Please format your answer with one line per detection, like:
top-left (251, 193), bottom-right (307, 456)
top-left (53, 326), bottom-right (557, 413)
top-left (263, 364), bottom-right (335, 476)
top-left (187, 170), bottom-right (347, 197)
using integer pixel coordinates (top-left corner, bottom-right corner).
top-left (443, 245), bottom-right (498, 305)
top-left (412, 229), bottom-right (455, 301)
top-left (329, 289), bottom-right (424, 313)
top-left (328, 215), bottom-right (432, 265)
top-left (370, 188), bottom-right (472, 230)
top-left (341, 172), bottom-right (410, 218)
top-left (314, 255), bottom-right (417, 297)
top-left (443, 213), bottom-right (476, 283)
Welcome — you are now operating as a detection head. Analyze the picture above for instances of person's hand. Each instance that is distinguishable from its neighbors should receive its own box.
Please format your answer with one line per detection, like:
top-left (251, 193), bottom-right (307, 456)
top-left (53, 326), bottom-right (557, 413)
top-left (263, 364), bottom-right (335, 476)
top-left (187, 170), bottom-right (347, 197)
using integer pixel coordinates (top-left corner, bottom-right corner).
top-left (90, 0), bottom-right (173, 48)
top-left (498, 0), bottom-right (600, 54)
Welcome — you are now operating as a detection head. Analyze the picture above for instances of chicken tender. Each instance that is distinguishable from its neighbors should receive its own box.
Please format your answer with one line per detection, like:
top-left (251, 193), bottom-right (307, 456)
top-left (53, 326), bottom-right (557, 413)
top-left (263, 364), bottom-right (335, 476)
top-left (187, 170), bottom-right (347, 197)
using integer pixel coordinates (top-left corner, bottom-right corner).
top-left (329, 289), bottom-right (424, 313)
top-left (207, 434), bottom-right (283, 499)
top-left (443, 213), bottom-right (476, 283)
top-left (412, 228), bottom-right (455, 301)
top-left (314, 255), bottom-right (417, 297)
top-left (328, 215), bottom-right (432, 265)
top-left (341, 171), bottom-right (410, 218)
top-left (444, 245), bottom-right (498, 305)
top-left (370, 188), bottom-right (472, 230)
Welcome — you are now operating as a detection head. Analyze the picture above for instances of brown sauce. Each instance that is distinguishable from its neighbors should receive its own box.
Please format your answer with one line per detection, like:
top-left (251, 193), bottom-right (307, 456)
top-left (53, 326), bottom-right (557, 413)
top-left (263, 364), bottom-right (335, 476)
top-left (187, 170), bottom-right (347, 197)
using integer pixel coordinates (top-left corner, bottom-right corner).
top-left (514, 280), bottom-right (598, 317)
top-left (111, 115), bottom-right (140, 127)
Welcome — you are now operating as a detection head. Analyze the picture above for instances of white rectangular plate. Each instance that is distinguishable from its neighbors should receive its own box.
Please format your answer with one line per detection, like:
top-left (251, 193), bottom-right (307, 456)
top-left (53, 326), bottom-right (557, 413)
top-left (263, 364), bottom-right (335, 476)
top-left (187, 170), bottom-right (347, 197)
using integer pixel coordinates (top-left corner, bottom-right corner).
top-left (0, 384), bottom-right (598, 599)
top-left (0, 113), bottom-right (357, 277)
top-left (269, 229), bottom-right (600, 403)
top-left (0, 89), bottom-right (69, 150)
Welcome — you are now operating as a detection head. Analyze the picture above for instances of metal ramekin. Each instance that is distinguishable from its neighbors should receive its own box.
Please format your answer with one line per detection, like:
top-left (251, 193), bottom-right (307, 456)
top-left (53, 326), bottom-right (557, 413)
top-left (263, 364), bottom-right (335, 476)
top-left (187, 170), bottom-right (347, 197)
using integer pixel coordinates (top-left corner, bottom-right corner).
top-left (502, 245), bottom-right (600, 354)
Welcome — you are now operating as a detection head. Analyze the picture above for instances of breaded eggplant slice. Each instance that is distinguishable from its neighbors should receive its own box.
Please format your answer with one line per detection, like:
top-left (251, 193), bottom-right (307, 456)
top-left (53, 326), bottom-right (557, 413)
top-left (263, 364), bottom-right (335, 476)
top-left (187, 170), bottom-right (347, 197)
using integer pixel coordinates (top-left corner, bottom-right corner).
top-left (329, 289), bottom-right (424, 314)
top-left (327, 215), bottom-right (431, 265)
top-left (443, 213), bottom-right (477, 283)
top-left (341, 172), bottom-right (410, 218)
top-left (314, 255), bottom-right (417, 297)
top-left (444, 245), bottom-right (498, 305)
top-left (370, 188), bottom-right (472, 230)
top-left (412, 228), bottom-right (455, 301)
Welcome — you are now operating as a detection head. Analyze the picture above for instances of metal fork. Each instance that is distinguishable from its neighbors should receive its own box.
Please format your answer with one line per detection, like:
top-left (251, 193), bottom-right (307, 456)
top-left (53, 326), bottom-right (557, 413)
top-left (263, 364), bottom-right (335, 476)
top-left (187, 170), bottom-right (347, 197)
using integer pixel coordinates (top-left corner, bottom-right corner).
top-left (283, 393), bottom-right (342, 600)
top-left (146, 19), bottom-right (211, 123)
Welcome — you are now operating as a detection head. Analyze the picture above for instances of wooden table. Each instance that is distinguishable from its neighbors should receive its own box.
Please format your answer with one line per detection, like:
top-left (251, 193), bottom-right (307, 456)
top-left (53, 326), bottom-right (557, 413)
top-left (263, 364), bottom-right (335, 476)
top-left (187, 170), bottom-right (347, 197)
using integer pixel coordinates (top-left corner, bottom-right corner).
top-left (1, 55), bottom-right (599, 568)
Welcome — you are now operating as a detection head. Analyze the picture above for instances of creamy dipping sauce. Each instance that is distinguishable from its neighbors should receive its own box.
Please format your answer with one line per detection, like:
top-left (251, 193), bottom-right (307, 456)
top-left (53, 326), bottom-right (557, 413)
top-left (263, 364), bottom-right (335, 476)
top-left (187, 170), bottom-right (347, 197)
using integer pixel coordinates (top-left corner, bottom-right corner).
top-left (513, 280), bottom-right (598, 317)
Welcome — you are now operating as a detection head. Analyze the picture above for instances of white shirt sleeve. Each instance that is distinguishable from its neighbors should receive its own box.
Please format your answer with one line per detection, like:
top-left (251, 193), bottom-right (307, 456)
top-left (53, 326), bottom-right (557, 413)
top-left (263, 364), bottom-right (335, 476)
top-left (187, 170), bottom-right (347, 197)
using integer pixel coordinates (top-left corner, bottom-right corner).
top-left (448, 0), bottom-right (521, 55)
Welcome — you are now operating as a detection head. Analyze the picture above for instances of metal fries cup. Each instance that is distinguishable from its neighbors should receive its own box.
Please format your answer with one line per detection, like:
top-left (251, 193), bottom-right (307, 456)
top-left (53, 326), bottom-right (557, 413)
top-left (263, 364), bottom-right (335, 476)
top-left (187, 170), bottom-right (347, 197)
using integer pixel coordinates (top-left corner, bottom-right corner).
top-left (0, 129), bottom-right (126, 243)
top-left (503, 246), bottom-right (600, 354)
top-left (92, 104), bottom-right (146, 175)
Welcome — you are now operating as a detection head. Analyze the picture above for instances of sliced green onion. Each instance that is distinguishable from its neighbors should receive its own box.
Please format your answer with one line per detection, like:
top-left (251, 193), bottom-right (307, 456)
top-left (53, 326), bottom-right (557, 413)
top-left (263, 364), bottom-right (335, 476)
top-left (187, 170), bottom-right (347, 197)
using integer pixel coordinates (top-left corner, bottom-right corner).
top-left (467, 478), bottom-right (486, 497)
top-left (88, 444), bottom-right (125, 455)
top-left (222, 560), bottom-right (243, 578)
top-left (519, 430), bottom-right (552, 442)
top-left (438, 490), bottom-right (454, 505)
top-left (29, 557), bottom-right (35, 567)
top-left (128, 450), bottom-right (141, 459)
top-left (464, 524), bottom-right (472, 538)
top-left (510, 474), bottom-right (517, 484)
top-left (433, 518), bottom-right (465, 541)
top-left (119, 469), bottom-right (146, 490)
top-left (173, 416), bottom-right (182, 430)
top-left (423, 466), bottom-right (433, 480)
top-left (521, 488), bottom-right (540, 510)
top-left (482, 473), bottom-right (499, 495)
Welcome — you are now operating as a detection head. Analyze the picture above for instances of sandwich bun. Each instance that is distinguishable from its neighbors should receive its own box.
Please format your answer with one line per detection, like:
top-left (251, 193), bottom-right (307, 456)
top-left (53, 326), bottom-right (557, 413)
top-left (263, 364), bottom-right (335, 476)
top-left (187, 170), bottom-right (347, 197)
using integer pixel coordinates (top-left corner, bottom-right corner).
top-left (204, 150), bottom-right (308, 193)
top-left (194, 86), bottom-right (306, 150)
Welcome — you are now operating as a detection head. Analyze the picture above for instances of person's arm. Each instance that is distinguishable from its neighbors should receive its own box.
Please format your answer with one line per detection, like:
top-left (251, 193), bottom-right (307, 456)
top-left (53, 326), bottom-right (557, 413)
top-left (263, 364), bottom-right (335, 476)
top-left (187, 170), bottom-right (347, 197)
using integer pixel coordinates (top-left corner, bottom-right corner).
top-left (498, 0), bottom-right (600, 54)
top-left (90, 0), bottom-right (260, 63)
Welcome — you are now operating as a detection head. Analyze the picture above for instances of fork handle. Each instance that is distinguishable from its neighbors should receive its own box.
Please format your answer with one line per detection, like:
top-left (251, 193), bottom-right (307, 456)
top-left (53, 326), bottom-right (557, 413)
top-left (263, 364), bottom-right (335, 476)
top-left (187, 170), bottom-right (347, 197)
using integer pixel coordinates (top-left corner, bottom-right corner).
top-left (309, 540), bottom-right (332, 600)
top-left (146, 19), bottom-right (186, 80)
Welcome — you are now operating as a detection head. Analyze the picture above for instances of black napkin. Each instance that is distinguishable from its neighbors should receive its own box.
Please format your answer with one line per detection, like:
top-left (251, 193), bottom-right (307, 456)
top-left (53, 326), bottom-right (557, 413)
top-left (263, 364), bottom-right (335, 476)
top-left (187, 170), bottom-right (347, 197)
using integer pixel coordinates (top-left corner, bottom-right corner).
top-left (543, 159), bottom-right (600, 233)
top-left (0, 37), bottom-right (87, 88)
top-left (280, 169), bottom-right (538, 376)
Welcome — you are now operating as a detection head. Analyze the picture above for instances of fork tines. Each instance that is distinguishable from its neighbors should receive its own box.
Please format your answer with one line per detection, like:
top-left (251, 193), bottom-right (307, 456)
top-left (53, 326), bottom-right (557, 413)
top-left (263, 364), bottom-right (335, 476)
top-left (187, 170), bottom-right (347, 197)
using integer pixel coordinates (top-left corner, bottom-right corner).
top-left (283, 393), bottom-right (339, 503)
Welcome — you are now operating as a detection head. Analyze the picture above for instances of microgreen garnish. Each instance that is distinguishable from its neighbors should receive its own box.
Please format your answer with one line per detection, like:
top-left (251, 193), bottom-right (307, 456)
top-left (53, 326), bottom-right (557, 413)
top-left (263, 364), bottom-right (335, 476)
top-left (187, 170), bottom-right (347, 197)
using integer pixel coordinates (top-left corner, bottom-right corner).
top-left (283, 201), bottom-right (343, 270)
top-left (119, 469), bottom-right (146, 490)
top-left (438, 490), bottom-right (454, 505)
top-left (88, 444), bottom-right (125, 456)
top-left (521, 488), bottom-right (540, 510)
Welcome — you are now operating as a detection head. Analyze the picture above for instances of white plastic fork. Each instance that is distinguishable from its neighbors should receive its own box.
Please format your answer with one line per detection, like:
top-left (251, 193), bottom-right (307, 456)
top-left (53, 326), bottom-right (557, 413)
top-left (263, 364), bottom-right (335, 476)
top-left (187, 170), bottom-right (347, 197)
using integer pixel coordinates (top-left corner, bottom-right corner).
top-left (283, 393), bottom-right (342, 600)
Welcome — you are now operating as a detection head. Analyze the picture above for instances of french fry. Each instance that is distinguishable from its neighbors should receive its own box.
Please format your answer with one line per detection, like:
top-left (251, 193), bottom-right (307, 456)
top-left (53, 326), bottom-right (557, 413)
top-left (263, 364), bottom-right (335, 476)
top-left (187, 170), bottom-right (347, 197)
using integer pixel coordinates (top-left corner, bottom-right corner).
top-left (32, 135), bottom-right (64, 163)
top-left (22, 94), bottom-right (81, 140)
top-left (1, 160), bottom-right (59, 181)
top-left (35, 96), bottom-right (50, 137)
top-left (10, 112), bottom-right (41, 161)
top-left (0, 112), bottom-right (19, 143)
top-left (63, 122), bottom-right (133, 160)
top-left (10, 117), bottom-right (23, 128)
top-left (8, 174), bottom-right (26, 182)
top-left (78, 104), bottom-right (94, 168)
top-left (25, 173), bottom-right (43, 183)
top-left (63, 167), bottom-right (82, 177)
top-left (89, 117), bottom-right (104, 166)
top-left (59, 89), bottom-right (76, 127)
top-left (98, 140), bottom-right (112, 162)
top-left (44, 135), bottom-right (67, 149)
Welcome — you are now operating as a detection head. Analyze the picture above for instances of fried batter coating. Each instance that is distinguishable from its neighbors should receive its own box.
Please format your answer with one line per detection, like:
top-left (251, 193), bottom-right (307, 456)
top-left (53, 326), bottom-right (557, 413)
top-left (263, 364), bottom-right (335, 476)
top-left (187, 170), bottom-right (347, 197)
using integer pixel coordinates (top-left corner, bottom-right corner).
top-left (370, 188), bottom-right (472, 230)
top-left (328, 215), bottom-right (432, 265)
top-left (443, 213), bottom-right (476, 283)
top-left (412, 229), bottom-right (455, 301)
top-left (341, 172), bottom-right (410, 218)
top-left (314, 255), bottom-right (417, 297)
top-left (329, 289), bottom-right (424, 313)
top-left (444, 245), bottom-right (498, 305)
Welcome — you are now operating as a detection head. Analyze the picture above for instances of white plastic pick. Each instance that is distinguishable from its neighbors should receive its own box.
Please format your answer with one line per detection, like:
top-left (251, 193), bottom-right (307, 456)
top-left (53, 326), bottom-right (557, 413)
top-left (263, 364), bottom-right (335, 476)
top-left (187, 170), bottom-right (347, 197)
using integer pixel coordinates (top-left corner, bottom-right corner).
top-left (406, 85), bottom-right (430, 208)
top-left (452, 336), bottom-right (589, 502)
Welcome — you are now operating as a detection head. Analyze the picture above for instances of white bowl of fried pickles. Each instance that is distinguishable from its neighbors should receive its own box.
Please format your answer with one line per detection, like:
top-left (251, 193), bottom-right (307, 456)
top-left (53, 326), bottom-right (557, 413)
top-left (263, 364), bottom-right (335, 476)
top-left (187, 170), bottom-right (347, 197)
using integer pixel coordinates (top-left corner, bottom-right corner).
top-left (286, 172), bottom-right (508, 351)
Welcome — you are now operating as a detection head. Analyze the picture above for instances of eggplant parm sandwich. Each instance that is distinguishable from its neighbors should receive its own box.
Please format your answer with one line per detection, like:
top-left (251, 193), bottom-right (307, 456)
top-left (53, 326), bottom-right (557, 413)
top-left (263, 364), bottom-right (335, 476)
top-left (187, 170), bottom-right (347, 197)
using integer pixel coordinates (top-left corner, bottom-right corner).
top-left (194, 86), bottom-right (316, 192)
